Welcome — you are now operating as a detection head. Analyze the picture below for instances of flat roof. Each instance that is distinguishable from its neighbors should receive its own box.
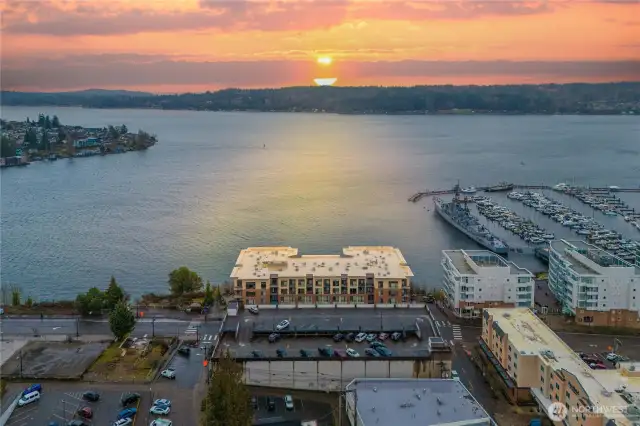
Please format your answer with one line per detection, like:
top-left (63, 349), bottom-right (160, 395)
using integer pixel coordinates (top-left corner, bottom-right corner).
top-left (443, 249), bottom-right (533, 276)
top-left (486, 308), bottom-right (640, 423)
top-left (231, 246), bottom-right (414, 281)
top-left (551, 240), bottom-right (640, 276)
top-left (346, 378), bottom-right (493, 426)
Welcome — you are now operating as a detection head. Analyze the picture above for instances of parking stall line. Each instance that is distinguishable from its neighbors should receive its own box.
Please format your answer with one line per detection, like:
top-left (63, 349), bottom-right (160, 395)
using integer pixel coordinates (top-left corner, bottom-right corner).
top-left (64, 391), bottom-right (86, 402)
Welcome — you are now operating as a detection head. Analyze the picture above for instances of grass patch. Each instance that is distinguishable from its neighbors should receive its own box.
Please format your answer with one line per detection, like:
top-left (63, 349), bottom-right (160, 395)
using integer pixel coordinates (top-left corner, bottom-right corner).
top-left (86, 338), bottom-right (171, 382)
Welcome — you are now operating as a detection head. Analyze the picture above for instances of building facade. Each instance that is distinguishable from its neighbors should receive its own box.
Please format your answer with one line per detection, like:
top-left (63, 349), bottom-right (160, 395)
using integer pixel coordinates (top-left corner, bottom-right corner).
top-left (548, 240), bottom-right (640, 327)
top-left (441, 250), bottom-right (534, 318)
top-left (230, 246), bottom-right (414, 306)
top-left (481, 308), bottom-right (640, 426)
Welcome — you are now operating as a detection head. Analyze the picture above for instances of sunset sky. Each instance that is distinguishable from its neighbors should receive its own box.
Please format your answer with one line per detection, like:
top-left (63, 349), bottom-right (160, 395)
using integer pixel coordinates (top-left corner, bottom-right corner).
top-left (1, 0), bottom-right (639, 93)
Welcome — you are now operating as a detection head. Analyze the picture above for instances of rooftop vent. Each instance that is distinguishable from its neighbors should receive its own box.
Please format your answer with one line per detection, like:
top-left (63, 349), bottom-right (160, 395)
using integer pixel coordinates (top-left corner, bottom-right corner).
top-left (373, 387), bottom-right (377, 392)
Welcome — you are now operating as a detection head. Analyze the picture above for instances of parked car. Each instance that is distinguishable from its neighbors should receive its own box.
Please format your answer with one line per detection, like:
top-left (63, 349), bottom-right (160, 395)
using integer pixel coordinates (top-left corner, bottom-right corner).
top-left (117, 408), bottom-right (137, 420)
top-left (22, 384), bottom-right (42, 396)
top-left (333, 349), bottom-right (347, 358)
top-left (153, 399), bottom-right (171, 407)
top-left (346, 348), bottom-right (360, 357)
top-left (275, 320), bottom-right (290, 331)
top-left (150, 405), bottom-right (171, 415)
top-left (378, 333), bottom-right (389, 341)
top-left (451, 370), bottom-right (460, 381)
top-left (366, 333), bottom-right (377, 342)
top-left (375, 346), bottom-right (393, 357)
top-left (606, 353), bottom-right (621, 362)
top-left (67, 421), bottom-right (88, 426)
top-left (149, 420), bottom-right (172, 426)
top-left (355, 333), bottom-right (367, 343)
top-left (82, 391), bottom-right (100, 402)
top-left (266, 397), bottom-right (276, 411)
top-left (300, 349), bottom-right (313, 358)
top-left (391, 332), bottom-right (402, 341)
top-left (318, 346), bottom-right (333, 357)
top-left (112, 418), bottom-right (132, 426)
top-left (370, 341), bottom-right (386, 349)
top-left (177, 346), bottom-right (191, 356)
top-left (333, 333), bottom-right (344, 342)
top-left (160, 369), bottom-right (176, 379)
top-left (248, 306), bottom-right (259, 315)
top-left (121, 393), bottom-right (140, 406)
top-left (251, 350), bottom-right (264, 358)
top-left (276, 348), bottom-right (287, 357)
top-left (345, 333), bottom-right (355, 342)
top-left (17, 391), bottom-right (40, 407)
top-left (364, 348), bottom-right (380, 357)
top-left (582, 357), bottom-right (598, 364)
top-left (284, 395), bottom-right (294, 411)
top-left (268, 333), bottom-right (281, 343)
top-left (590, 363), bottom-right (607, 370)
top-left (77, 407), bottom-right (93, 419)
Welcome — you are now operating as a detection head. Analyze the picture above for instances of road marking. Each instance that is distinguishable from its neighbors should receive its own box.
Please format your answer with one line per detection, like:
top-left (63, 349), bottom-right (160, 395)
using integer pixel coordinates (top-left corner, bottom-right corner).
top-left (450, 340), bottom-right (454, 346)
top-left (452, 325), bottom-right (462, 340)
top-left (52, 327), bottom-right (61, 330)
top-left (213, 335), bottom-right (218, 341)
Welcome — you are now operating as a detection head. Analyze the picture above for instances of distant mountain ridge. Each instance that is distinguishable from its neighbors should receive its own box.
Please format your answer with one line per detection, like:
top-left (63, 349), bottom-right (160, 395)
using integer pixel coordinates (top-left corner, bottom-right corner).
top-left (2, 83), bottom-right (640, 114)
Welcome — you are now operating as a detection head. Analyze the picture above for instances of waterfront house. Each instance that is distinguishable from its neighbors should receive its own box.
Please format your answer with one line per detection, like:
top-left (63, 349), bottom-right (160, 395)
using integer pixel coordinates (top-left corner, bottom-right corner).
top-left (74, 137), bottom-right (101, 148)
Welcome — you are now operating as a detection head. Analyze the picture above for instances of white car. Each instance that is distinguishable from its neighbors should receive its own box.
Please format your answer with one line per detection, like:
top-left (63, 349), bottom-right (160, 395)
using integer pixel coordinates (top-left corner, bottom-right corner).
top-left (451, 370), bottom-right (460, 381)
top-left (150, 420), bottom-right (172, 426)
top-left (606, 353), bottom-right (620, 362)
top-left (275, 320), bottom-right (290, 331)
top-left (150, 405), bottom-right (171, 415)
top-left (354, 333), bottom-right (367, 343)
top-left (153, 399), bottom-right (171, 407)
top-left (160, 369), bottom-right (176, 379)
top-left (346, 348), bottom-right (360, 358)
top-left (17, 391), bottom-right (40, 407)
top-left (113, 418), bottom-right (133, 426)
top-left (284, 395), bottom-right (294, 411)
top-left (248, 306), bottom-right (259, 314)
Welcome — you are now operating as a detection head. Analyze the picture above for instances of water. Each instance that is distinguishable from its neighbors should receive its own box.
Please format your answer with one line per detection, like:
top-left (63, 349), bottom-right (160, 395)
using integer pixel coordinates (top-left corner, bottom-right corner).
top-left (2, 107), bottom-right (639, 300)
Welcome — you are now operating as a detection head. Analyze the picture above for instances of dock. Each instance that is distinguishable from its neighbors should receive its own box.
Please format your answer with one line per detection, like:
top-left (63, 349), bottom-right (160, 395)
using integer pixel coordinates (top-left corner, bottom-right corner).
top-left (409, 183), bottom-right (640, 202)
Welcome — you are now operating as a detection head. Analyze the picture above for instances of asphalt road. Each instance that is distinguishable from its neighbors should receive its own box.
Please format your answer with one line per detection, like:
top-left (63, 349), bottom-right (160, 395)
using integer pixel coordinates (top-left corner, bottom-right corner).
top-left (0, 317), bottom-right (222, 340)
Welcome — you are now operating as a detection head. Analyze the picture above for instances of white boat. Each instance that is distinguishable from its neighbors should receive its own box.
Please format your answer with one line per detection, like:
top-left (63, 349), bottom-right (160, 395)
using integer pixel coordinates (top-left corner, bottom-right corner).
top-left (603, 210), bottom-right (617, 216)
top-left (553, 183), bottom-right (569, 191)
top-left (542, 234), bottom-right (555, 239)
top-left (461, 186), bottom-right (477, 194)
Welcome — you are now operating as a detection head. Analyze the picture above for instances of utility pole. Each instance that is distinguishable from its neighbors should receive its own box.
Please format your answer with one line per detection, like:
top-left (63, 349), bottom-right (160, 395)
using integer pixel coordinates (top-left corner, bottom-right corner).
top-left (152, 317), bottom-right (156, 338)
top-left (19, 350), bottom-right (23, 378)
top-left (76, 317), bottom-right (79, 337)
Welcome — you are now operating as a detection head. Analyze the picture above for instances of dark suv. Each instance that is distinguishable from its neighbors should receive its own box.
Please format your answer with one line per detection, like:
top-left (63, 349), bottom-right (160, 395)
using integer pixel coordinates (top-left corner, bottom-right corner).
top-left (120, 393), bottom-right (140, 406)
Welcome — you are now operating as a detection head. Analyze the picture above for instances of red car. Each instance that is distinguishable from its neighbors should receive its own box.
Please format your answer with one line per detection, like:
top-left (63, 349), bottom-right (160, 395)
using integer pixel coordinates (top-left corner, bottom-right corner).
top-left (589, 363), bottom-right (606, 370)
top-left (77, 407), bottom-right (93, 419)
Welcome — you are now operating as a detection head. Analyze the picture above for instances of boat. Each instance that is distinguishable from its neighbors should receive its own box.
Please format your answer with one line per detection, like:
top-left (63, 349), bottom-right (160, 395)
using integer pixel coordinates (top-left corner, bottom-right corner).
top-left (485, 182), bottom-right (514, 192)
top-left (433, 191), bottom-right (508, 255)
top-left (460, 186), bottom-right (477, 194)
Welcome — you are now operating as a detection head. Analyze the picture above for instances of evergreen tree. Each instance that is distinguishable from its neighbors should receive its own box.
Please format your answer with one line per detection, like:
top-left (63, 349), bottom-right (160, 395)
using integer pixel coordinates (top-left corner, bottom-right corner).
top-left (203, 281), bottom-right (214, 306)
top-left (201, 351), bottom-right (252, 426)
top-left (37, 114), bottom-right (45, 127)
top-left (1, 136), bottom-right (17, 158)
top-left (104, 276), bottom-right (126, 311)
top-left (168, 267), bottom-right (203, 296)
top-left (52, 115), bottom-right (61, 127)
top-left (39, 131), bottom-right (49, 151)
top-left (109, 300), bottom-right (135, 340)
top-left (45, 115), bottom-right (51, 129)
top-left (120, 124), bottom-right (128, 135)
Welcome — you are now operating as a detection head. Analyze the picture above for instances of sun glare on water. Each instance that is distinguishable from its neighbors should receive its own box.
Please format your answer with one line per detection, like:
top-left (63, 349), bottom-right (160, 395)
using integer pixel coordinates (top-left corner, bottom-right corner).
top-left (317, 56), bottom-right (332, 65)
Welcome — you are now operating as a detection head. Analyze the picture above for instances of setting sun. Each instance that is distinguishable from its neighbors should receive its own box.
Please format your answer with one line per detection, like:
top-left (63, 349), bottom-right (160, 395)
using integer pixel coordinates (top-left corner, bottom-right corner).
top-left (317, 57), bottom-right (333, 66)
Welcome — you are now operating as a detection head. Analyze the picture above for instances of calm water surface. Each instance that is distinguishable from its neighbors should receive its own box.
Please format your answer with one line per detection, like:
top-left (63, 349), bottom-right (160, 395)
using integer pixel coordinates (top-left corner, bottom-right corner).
top-left (1, 107), bottom-right (639, 299)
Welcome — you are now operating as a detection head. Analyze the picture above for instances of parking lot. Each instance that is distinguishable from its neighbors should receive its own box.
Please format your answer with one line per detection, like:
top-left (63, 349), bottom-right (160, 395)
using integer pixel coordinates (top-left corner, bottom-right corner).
top-left (219, 331), bottom-right (432, 359)
top-left (252, 393), bottom-right (333, 426)
top-left (5, 387), bottom-right (147, 426)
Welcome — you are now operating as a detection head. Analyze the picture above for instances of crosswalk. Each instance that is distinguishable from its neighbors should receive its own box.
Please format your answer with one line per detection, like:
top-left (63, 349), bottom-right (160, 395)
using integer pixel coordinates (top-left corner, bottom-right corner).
top-left (185, 321), bottom-right (201, 334)
top-left (201, 334), bottom-right (216, 341)
top-left (452, 324), bottom-right (462, 341)
top-left (434, 320), bottom-right (452, 327)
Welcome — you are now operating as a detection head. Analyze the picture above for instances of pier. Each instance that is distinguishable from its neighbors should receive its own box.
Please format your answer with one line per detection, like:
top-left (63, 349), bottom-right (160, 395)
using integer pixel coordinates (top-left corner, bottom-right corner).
top-left (409, 183), bottom-right (640, 202)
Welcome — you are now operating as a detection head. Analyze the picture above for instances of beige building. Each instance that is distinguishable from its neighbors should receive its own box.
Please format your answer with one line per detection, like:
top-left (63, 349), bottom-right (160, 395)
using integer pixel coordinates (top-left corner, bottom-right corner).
top-left (230, 246), bottom-right (414, 306)
top-left (481, 308), bottom-right (640, 425)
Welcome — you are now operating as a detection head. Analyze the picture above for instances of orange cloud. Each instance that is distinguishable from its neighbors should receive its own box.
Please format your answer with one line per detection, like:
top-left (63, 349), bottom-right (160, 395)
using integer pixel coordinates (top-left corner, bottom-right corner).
top-left (1, 0), bottom-right (639, 91)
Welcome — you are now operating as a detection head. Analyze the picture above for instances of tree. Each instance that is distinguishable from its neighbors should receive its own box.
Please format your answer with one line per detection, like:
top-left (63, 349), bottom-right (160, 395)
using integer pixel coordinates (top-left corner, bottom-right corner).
top-left (109, 300), bottom-right (135, 340)
top-left (201, 351), bottom-right (252, 426)
top-left (1, 135), bottom-right (17, 158)
top-left (52, 115), bottom-right (60, 127)
top-left (24, 128), bottom-right (38, 148)
top-left (120, 124), bottom-right (128, 135)
top-left (37, 114), bottom-right (45, 127)
top-left (104, 276), bottom-right (126, 311)
top-left (44, 115), bottom-right (51, 129)
top-left (108, 125), bottom-right (120, 140)
top-left (57, 128), bottom-right (66, 143)
top-left (11, 288), bottom-right (21, 306)
top-left (75, 287), bottom-right (105, 316)
top-left (168, 267), bottom-right (203, 296)
top-left (203, 281), bottom-right (214, 306)
top-left (39, 130), bottom-right (49, 151)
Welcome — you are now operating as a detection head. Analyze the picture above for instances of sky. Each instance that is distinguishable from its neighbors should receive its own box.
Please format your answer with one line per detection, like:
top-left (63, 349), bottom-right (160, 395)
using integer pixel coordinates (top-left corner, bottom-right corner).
top-left (1, 0), bottom-right (639, 93)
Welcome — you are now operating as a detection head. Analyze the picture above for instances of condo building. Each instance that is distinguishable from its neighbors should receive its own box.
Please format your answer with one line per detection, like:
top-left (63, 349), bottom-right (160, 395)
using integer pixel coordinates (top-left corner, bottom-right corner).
top-left (548, 240), bottom-right (640, 328)
top-left (230, 246), bottom-right (414, 306)
top-left (441, 250), bottom-right (534, 318)
top-left (481, 308), bottom-right (640, 426)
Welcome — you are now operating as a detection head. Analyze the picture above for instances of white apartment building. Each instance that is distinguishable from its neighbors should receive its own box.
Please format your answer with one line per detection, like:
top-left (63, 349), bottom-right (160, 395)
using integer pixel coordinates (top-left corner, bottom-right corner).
top-left (441, 249), bottom-right (534, 318)
top-left (548, 239), bottom-right (640, 328)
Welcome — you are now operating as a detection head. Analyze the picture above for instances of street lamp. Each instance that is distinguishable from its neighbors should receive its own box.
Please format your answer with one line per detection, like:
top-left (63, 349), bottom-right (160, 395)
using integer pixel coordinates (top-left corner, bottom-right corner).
top-left (152, 317), bottom-right (156, 338)
top-left (76, 316), bottom-right (79, 337)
